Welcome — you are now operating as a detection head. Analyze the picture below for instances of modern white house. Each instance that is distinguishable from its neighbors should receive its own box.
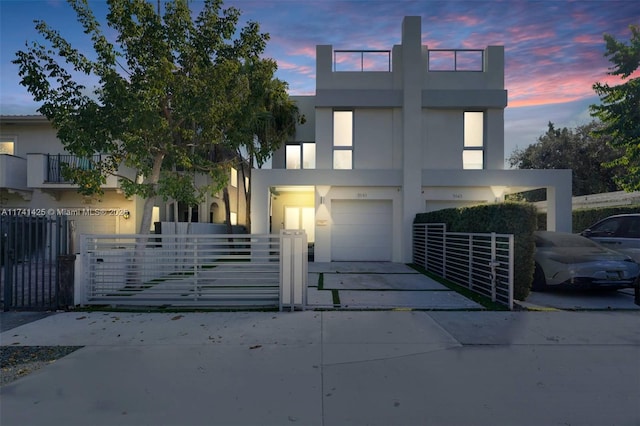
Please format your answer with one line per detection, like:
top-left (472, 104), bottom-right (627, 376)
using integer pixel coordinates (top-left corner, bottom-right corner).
top-left (251, 16), bottom-right (572, 263)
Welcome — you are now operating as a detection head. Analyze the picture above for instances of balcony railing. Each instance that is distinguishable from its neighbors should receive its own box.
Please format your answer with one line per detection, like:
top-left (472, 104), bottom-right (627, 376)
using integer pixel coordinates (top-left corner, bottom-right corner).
top-left (333, 50), bottom-right (391, 72)
top-left (47, 154), bottom-right (102, 183)
top-left (428, 49), bottom-right (484, 72)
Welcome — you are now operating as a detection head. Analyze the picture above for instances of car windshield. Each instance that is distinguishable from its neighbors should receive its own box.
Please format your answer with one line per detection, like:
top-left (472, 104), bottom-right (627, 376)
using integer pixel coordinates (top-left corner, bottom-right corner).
top-left (535, 232), bottom-right (600, 248)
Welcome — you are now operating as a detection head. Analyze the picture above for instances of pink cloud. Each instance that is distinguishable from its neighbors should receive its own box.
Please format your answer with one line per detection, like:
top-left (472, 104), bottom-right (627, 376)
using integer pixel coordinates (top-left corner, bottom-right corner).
top-left (506, 26), bottom-right (557, 44)
top-left (276, 59), bottom-right (314, 76)
top-left (573, 34), bottom-right (603, 44)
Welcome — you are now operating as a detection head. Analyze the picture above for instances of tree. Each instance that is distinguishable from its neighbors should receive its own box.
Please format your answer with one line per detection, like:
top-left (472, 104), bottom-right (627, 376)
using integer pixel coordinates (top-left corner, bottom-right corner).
top-left (225, 58), bottom-right (304, 230)
top-left (508, 121), bottom-right (624, 201)
top-left (13, 0), bottom-right (271, 233)
top-left (590, 24), bottom-right (640, 192)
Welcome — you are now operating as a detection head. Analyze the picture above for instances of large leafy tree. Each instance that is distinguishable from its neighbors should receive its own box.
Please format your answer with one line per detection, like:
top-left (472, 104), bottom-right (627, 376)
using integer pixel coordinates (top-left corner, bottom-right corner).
top-left (13, 0), bottom-right (273, 233)
top-left (508, 121), bottom-right (624, 201)
top-left (226, 58), bottom-right (304, 229)
top-left (590, 24), bottom-right (640, 191)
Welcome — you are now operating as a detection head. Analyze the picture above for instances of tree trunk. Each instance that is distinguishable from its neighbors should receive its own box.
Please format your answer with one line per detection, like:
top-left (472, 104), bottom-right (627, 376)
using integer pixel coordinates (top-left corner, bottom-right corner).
top-left (138, 151), bottom-right (165, 234)
top-left (222, 186), bottom-right (232, 234)
top-left (241, 166), bottom-right (251, 232)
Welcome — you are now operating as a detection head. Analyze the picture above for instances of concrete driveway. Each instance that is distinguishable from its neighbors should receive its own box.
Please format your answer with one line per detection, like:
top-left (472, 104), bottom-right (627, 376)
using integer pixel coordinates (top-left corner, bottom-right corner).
top-left (306, 262), bottom-right (483, 310)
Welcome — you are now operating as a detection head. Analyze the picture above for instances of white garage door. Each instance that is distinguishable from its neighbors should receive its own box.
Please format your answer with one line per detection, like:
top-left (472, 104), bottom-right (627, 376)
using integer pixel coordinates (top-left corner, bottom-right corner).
top-left (331, 200), bottom-right (392, 261)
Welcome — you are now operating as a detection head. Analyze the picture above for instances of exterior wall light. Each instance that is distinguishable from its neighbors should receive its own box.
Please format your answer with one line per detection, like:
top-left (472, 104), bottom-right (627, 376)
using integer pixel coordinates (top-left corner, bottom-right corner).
top-left (123, 210), bottom-right (130, 220)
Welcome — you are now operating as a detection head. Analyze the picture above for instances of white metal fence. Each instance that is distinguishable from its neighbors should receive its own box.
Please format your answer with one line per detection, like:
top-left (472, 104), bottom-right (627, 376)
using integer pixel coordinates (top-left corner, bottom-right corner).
top-left (413, 223), bottom-right (514, 309)
top-left (79, 232), bottom-right (306, 309)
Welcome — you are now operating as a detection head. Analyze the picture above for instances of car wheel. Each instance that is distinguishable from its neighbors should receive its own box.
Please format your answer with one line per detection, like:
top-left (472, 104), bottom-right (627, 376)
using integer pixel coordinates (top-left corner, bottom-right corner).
top-left (532, 263), bottom-right (548, 291)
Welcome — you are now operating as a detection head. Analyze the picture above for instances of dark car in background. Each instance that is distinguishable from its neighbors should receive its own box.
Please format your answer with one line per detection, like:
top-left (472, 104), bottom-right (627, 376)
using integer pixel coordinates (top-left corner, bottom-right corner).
top-left (581, 214), bottom-right (640, 263)
top-left (532, 231), bottom-right (640, 291)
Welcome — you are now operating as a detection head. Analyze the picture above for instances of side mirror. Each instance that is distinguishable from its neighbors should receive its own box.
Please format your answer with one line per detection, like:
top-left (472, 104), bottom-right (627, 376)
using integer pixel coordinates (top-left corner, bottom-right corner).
top-left (581, 229), bottom-right (592, 237)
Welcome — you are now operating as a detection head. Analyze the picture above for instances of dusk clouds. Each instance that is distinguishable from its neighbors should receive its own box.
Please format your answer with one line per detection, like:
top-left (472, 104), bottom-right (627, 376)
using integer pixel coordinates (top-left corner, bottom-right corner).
top-left (1, 0), bottom-right (638, 158)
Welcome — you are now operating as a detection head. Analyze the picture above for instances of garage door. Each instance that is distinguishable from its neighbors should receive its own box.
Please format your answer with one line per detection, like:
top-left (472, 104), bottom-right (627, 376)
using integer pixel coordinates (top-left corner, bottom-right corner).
top-left (331, 200), bottom-right (392, 261)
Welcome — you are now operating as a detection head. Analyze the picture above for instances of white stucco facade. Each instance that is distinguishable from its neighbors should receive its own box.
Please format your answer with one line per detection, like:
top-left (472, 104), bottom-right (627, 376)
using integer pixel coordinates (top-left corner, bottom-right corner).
top-left (252, 16), bottom-right (572, 263)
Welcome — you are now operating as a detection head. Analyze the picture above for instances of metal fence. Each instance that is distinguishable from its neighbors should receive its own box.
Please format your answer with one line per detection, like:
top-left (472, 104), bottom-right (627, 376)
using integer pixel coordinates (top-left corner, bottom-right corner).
top-left (413, 223), bottom-right (513, 309)
top-left (47, 154), bottom-right (102, 183)
top-left (80, 232), bottom-right (306, 309)
top-left (1, 215), bottom-right (72, 310)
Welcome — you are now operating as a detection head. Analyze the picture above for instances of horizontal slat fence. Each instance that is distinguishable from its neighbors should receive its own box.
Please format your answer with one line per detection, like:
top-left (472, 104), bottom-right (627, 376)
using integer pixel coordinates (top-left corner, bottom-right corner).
top-left (413, 223), bottom-right (513, 309)
top-left (81, 234), bottom-right (281, 307)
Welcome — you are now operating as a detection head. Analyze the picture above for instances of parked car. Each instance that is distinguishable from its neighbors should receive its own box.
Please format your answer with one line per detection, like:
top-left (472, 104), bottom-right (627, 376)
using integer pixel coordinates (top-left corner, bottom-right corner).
top-left (581, 214), bottom-right (640, 263)
top-left (532, 231), bottom-right (640, 291)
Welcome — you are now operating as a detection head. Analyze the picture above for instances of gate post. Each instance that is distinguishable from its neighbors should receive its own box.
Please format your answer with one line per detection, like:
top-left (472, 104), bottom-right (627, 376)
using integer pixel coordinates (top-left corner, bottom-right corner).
top-left (279, 230), bottom-right (308, 312)
top-left (57, 254), bottom-right (76, 310)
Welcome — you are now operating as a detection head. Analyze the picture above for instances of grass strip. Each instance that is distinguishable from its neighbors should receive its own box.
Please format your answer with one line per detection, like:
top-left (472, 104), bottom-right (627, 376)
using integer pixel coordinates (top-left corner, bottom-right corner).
top-left (408, 263), bottom-right (509, 311)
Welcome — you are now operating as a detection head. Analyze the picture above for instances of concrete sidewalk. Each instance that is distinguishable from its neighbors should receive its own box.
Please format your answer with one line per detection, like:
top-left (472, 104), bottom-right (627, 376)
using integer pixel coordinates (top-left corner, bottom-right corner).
top-left (1, 310), bottom-right (639, 426)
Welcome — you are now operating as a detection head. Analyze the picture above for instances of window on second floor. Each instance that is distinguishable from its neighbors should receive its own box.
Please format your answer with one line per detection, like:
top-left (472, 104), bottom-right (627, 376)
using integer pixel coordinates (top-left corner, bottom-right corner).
top-left (0, 140), bottom-right (15, 155)
top-left (286, 142), bottom-right (316, 169)
top-left (333, 111), bottom-right (353, 170)
top-left (231, 167), bottom-right (238, 187)
top-left (463, 111), bottom-right (484, 169)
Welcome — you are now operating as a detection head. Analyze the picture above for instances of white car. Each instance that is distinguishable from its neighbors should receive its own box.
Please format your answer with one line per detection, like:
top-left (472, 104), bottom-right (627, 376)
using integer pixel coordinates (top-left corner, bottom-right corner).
top-left (532, 231), bottom-right (640, 291)
top-left (581, 214), bottom-right (640, 263)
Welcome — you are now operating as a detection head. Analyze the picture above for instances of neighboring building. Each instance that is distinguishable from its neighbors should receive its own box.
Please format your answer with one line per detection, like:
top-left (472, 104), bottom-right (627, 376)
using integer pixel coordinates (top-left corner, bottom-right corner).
top-left (0, 115), bottom-right (248, 250)
top-left (1, 115), bottom-right (141, 250)
top-left (251, 16), bottom-right (572, 263)
top-left (534, 190), bottom-right (640, 212)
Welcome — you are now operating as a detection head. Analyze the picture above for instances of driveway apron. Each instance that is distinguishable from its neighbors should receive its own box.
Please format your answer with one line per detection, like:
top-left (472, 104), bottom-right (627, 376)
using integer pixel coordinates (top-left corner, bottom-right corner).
top-left (306, 262), bottom-right (482, 310)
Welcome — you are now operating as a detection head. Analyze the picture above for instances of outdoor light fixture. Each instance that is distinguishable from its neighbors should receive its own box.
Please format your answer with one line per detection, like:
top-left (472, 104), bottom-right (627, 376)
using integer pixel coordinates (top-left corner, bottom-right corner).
top-left (320, 196), bottom-right (325, 205)
top-left (123, 210), bottom-right (130, 220)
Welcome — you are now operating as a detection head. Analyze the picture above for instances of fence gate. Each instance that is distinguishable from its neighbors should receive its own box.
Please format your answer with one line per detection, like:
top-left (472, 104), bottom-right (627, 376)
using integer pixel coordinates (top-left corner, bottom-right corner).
top-left (1, 215), bottom-right (71, 311)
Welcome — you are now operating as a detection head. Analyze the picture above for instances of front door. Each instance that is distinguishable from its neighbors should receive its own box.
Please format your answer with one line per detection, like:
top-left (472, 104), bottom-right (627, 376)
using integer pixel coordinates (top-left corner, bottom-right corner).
top-left (284, 206), bottom-right (315, 243)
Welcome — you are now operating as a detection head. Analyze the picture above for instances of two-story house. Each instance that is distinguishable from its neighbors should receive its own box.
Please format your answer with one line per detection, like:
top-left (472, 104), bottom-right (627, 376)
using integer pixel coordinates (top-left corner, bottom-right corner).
top-left (251, 16), bottom-right (572, 263)
top-left (0, 115), bottom-right (250, 248)
top-left (0, 115), bottom-right (142, 246)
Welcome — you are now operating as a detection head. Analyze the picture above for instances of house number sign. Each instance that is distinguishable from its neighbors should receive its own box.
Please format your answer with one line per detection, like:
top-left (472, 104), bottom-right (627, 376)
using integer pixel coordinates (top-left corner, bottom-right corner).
top-left (357, 193), bottom-right (368, 199)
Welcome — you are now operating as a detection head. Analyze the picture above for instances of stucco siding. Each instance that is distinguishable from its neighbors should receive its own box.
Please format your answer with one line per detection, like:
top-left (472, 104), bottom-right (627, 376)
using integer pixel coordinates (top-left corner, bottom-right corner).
top-left (422, 109), bottom-right (463, 169)
top-left (354, 109), bottom-right (394, 169)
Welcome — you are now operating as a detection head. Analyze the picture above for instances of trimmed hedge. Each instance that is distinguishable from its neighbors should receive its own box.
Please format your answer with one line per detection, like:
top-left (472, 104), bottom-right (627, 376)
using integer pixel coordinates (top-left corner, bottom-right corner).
top-left (415, 202), bottom-right (537, 300)
top-left (537, 205), bottom-right (640, 232)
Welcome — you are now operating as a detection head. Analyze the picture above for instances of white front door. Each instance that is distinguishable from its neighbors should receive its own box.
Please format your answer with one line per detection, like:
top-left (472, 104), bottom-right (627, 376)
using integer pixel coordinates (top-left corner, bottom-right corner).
top-left (284, 206), bottom-right (315, 243)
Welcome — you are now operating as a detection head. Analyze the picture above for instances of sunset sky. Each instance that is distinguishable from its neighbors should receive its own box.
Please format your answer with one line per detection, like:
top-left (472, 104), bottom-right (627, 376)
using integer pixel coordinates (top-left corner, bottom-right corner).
top-left (1, 0), bottom-right (639, 161)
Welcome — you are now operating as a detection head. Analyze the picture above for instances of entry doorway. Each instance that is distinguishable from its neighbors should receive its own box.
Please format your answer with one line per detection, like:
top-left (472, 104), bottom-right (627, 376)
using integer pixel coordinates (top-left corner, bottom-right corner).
top-left (284, 206), bottom-right (315, 243)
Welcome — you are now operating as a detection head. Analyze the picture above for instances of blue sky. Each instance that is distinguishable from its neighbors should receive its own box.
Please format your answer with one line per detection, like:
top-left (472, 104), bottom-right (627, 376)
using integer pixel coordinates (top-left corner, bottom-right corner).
top-left (1, 0), bottom-right (639, 161)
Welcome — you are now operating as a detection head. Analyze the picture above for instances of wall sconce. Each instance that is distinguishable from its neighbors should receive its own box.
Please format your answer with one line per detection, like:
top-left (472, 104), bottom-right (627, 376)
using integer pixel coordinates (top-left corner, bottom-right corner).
top-left (320, 196), bottom-right (325, 205)
top-left (123, 210), bottom-right (130, 220)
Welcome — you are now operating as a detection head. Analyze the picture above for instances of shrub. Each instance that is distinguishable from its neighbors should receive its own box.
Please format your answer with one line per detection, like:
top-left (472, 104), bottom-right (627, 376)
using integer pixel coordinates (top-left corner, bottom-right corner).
top-left (415, 202), bottom-right (537, 300)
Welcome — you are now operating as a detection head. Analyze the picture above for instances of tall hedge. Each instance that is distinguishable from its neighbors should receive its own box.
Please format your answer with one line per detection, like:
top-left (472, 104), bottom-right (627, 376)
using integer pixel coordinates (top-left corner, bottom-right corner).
top-left (415, 202), bottom-right (537, 300)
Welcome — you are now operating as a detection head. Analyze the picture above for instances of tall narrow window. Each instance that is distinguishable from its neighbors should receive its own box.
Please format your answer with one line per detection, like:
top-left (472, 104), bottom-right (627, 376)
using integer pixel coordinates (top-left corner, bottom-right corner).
top-left (286, 145), bottom-right (301, 169)
top-left (333, 111), bottom-right (353, 169)
top-left (463, 111), bottom-right (483, 169)
top-left (230, 167), bottom-right (238, 187)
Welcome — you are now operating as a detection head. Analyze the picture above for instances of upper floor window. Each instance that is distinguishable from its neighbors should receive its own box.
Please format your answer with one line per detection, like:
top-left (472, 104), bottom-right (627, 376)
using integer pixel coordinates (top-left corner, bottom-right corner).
top-left (463, 111), bottom-right (483, 169)
top-left (230, 167), bottom-right (238, 187)
top-left (333, 111), bottom-right (353, 170)
top-left (286, 142), bottom-right (316, 169)
top-left (0, 140), bottom-right (15, 155)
